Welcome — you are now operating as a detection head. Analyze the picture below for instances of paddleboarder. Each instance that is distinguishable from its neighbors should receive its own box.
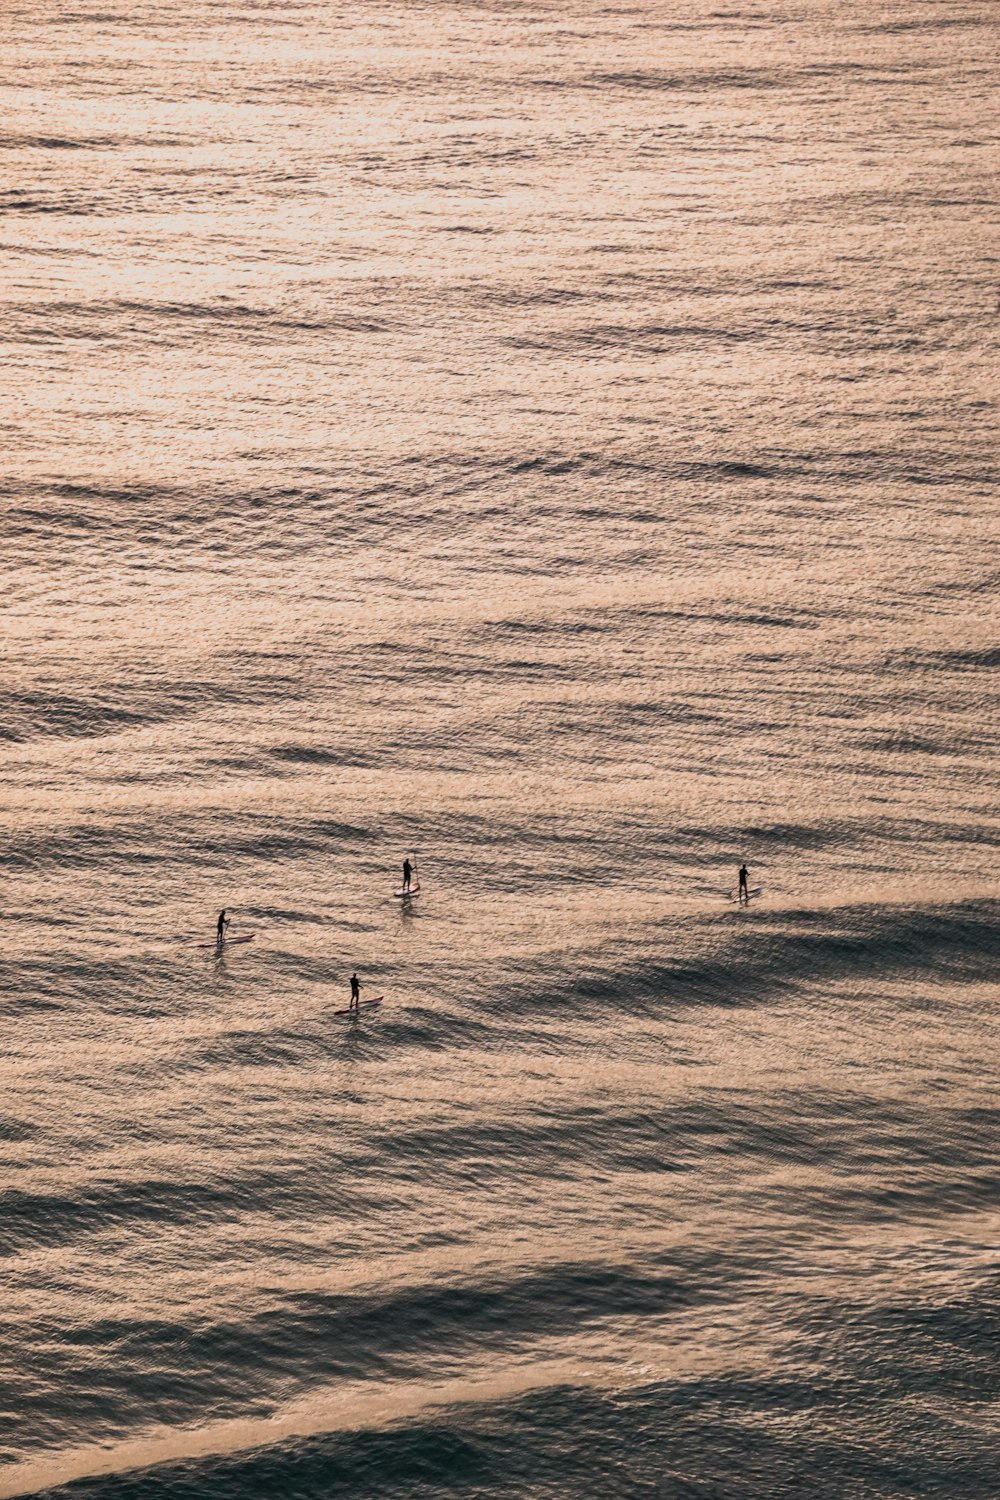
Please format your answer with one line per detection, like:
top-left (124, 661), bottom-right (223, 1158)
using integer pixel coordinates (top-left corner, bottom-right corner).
top-left (402, 857), bottom-right (413, 892)
top-left (738, 865), bottom-right (749, 905)
top-left (349, 972), bottom-right (362, 1012)
top-left (216, 909), bottom-right (229, 944)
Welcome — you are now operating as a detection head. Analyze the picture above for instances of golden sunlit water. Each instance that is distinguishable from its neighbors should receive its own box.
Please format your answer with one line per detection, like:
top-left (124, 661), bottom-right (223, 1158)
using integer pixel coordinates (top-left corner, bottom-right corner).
top-left (1, 1), bottom-right (998, 1496)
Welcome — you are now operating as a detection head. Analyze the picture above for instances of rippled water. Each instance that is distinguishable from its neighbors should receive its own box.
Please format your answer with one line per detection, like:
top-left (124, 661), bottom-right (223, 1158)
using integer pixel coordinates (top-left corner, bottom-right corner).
top-left (1, 1), bottom-right (998, 1496)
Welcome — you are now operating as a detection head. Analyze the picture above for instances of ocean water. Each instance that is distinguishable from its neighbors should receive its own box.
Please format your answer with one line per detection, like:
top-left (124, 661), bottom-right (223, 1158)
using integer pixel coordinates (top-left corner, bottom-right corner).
top-left (1, 1), bottom-right (998, 1495)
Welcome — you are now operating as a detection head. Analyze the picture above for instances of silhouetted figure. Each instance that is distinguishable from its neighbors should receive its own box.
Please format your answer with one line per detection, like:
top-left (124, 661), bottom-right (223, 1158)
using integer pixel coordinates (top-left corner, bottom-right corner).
top-left (216, 909), bottom-right (229, 944)
top-left (738, 865), bottom-right (749, 905)
top-left (402, 857), bottom-right (413, 892)
top-left (349, 972), bottom-right (361, 1012)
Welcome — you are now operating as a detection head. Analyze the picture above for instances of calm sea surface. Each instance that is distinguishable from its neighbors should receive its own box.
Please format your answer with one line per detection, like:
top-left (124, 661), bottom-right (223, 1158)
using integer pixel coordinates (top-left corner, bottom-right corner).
top-left (1, 1), bottom-right (998, 1495)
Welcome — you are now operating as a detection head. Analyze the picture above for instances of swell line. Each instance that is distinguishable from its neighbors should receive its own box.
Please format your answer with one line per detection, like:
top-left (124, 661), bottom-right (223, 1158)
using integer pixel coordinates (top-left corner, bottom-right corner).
top-left (0, 1356), bottom-right (591, 1500)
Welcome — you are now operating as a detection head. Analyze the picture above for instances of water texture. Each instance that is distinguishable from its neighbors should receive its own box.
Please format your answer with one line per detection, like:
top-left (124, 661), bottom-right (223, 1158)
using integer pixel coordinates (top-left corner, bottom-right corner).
top-left (1, 1), bottom-right (998, 1495)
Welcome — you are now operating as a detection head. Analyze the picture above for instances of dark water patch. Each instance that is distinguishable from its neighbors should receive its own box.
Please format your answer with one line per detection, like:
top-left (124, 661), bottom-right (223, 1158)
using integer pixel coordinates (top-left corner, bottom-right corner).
top-left (6, 449), bottom-right (904, 564)
top-left (0, 967), bottom-right (72, 1014)
top-left (333, 641), bottom-right (584, 692)
top-left (0, 1164), bottom-right (382, 1258)
top-left (3, 502), bottom-right (116, 539)
top-left (890, 646), bottom-right (1000, 672)
top-left (493, 947), bottom-right (762, 1020)
top-left (0, 822), bottom-right (156, 871)
top-left (0, 952), bottom-right (182, 1015)
top-left (688, 898), bottom-right (1000, 996)
top-left (0, 688), bottom-right (174, 746)
top-left (268, 743), bottom-right (380, 768)
top-left (20, 478), bottom-right (186, 507)
top-left (647, 448), bottom-right (1000, 492)
top-left (0, 1178), bottom-right (245, 1257)
top-left (507, 454), bottom-right (582, 477)
top-left (861, 1274), bottom-right (1000, 1385)
top-left (0, 128), bottom-right (191, 149)
top-left (0, 134), bottom-right (108, 150)
top-left (857, 730), bottom-right (970, 757)
top-left (375, 1107), bottom-right (694, 1183)
top-left (0, 674), bottom-right (304, 747)
top-left (629, 598), bottom-right (821, 629)
top-left (372, 1008), bottom-right (495, 1053)
top-left (857, 13), bottom-right (987, 35)
top-left (4, 298), bottom-right (387, 350)
top-left (0, 813), bottom-right (377, 875)
top-left (402, 1094), bottom-right (1000, 1195)
top-left (677, 816), bottom-right (862, 854)
top-left (693, 457), bottom-right (775, 478)
top-left (648, 603), bottom-right (821, 630)
top-left (250, 905), bottom-right (331, 926)
top-left (270, 1257), bottom-right (720, 1371)
top-left (492, 899), bottom-right (1000, 1021)
top-left (480, 616), bottom-right (611, 638)
top-left (589, 67), bottom-right (796, 93)
top-left (480, 284), bottom-right (611, 308)
top-left (207, 818), bottom-right (378, 861)
top-left (112, 298), bottom-right (387, 337)
top-left (506, 321), bottom-right (761, 355)
top-left (192, 1026), bottom-right (329, 1072)
top-left (722, 609), bottom-right (815, 628)
top-left (926, 569), bottom-right (1000, 599)
top-left (911, 819), bottom-right (1000, 851)
top-left (763, 1166), bottom-right (1000, 1227)
top-left (201, 754), bottom-right (265, 774)
top-left (0, 190), bottom-right (98, 216)
top-left (48, 10), bottom-right (131, 22)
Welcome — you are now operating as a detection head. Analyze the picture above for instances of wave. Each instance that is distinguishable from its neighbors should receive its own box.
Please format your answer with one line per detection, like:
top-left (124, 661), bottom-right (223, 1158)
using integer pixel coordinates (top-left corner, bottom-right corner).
top-left (476, 897), bottom-right (1000, 1022)
top-left (9, 1263), bottom-right (1000, 1499)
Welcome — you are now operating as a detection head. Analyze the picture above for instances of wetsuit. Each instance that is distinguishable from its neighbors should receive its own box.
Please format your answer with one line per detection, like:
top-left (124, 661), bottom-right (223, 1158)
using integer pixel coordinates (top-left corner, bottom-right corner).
top-left (738, 867), bottom-right (749, 904)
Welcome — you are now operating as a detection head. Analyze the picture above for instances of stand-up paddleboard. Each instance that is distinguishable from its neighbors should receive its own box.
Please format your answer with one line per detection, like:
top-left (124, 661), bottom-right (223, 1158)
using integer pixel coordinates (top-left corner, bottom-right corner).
top-left (728, 885), bottom-right (763, 904)
top-left (334, 995), bottom-right (384, 1016)
top-left (199, 933), bottom-right (256, 949)
top-left (394, 883), bottom-right (420, 898)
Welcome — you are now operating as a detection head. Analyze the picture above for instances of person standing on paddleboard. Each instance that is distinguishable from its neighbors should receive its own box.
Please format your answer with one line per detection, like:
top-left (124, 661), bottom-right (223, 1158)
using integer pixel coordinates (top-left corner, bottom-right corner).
top-left (738, 865), bottom-right (749, 905)
top-left (349, 972), bottom-right (361, 1012)
top-left (402, 857), bottom-right (413, 893)
top-left (216, 909), bottom-right (229, 944)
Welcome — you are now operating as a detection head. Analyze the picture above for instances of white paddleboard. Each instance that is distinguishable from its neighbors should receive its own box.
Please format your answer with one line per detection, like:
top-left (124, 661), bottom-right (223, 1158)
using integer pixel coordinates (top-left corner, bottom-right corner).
top-left (200, 932), bottom-right (256, 948)
top-left (394, 883), bottom-right (420, 898)
top-left (334, 995), bottom-right (384, 1016)
top-left (728, 885), bottom-right (763, 904)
